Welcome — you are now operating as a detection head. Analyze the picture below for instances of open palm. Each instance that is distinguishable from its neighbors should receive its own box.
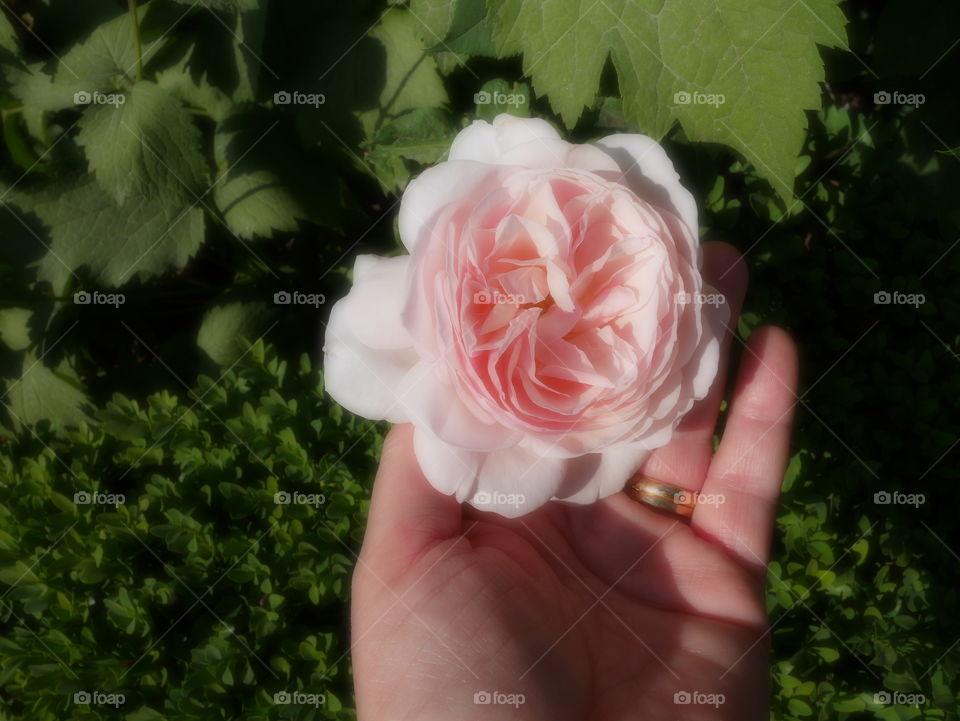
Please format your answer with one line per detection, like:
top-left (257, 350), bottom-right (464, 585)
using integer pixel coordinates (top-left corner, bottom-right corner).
top-left (351, 243), bottom-right (799, 720)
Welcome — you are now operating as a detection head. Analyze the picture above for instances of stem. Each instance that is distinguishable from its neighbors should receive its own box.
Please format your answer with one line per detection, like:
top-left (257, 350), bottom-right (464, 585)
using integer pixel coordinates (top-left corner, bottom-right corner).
top-left (128, 0), bottom-right (144, 81)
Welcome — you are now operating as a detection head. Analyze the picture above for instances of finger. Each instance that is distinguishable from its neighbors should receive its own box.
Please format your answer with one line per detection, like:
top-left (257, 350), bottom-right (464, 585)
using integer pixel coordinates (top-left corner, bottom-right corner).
top-left (360, 424), bottom-right (462, 576)
top-left (692, 326), bottom-right (799, 574)
top-left (639, 240), bottom-right (749, 490)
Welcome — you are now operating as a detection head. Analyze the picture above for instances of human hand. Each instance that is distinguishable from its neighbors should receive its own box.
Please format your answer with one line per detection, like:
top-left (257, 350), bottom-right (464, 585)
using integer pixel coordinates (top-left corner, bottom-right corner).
top-left (351, 242), bottom-right (798, 720)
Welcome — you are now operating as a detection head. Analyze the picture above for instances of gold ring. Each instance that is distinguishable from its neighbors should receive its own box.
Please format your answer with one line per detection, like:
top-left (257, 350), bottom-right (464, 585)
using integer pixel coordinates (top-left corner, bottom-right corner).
top-left (625, 477), bottom-right (696, 518)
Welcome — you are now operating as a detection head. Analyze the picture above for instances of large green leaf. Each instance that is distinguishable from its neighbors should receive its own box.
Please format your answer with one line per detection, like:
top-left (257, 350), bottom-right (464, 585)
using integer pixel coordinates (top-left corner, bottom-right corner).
top-left (197, 301), bottom-right (272, 365)
top-left (0, 309), bottom-right (34, 352)
top-left (155, 63), bottom-right (235, 122)
top-left (409, 0), bottom-right (457, 43)
top-left (77, 81), bottom-right (209, 205)
top-left (0, 10), bottom-right (19, 56)
top-left (486, 0), bottom-right (847, 199)
top-left (363, 8), bottom-right (448, 131)
top-left (58, 2), bottom-right (183, 82)
top-left (159, 1), bottom-right (269, 104)
top-left (2, 354), bottom-right (90, 431)
top-left (8, 3), bottom-right (181, 111)
top-left (212, 110), bottom-right (320, 239)
top-left (231, 1), bottom-right (270, 103)
top-left (434, 0), bottom-right (496, 57)
top-left (7, 175), bottom-right (205, 287)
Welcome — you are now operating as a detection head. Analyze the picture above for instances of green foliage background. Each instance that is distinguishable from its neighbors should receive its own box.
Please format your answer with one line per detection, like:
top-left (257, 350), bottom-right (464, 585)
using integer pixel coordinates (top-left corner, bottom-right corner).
top-left (0, 0), bottom-right (958, 718)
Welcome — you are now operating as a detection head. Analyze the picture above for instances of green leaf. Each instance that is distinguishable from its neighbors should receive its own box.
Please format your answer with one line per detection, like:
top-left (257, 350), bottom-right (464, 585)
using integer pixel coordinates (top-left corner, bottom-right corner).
top-left (7, 174), bottom-right (205, 287)
top-left (0, 561), bottom-right (40, 586)
top-left (198, 302), bottom-right (272, 365)
top-left (231, 2), bottom-right (270, 103)
top-left (475, 79), bottom-right (530, 121)
top-left (814, 646), bottom-right (840, 663)
top-left (57, 4), bottom-right (176, 98)
top-left (365, 107), bottom-right (459, 190)
top-left (1, 112), bottom-right (39, 171)
top-left (212, 110), bottom-right (321, 238)
top-left (782, 452), bottom-right (803, 492)
top-left (173, 2), bottom-right (269, 104)
top-left (0, 308), bottom-right (33, 351)
top-left (3, 354), bottom-right (90, 430)
top-left (8, 3), bottom-right (178, 111)
top-left (0, 10), bottom-right (19, 56)
top-left (364, 8), bottom-right (448, 129)
top-left (883, 672), bottom-right (920, 692)
top-left (436, 0), bottom-right (496, 56)
top-left (832, 697), bottom-right (867, 712)
top-left (486, 0), bottom-right (848, 200)
top-left (787, 698), bottom-right (813, 716)
top-left (77, 81), bottom-right (209, 205)
top-left (155, 64), bottom-right (235, 122)
top-left (410, 0), bottom-right (457, 44)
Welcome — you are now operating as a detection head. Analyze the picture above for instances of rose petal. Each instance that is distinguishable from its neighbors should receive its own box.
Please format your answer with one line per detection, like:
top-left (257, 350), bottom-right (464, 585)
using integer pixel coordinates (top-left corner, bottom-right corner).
top-left (412, 426), bottom-right (482, 501)
top-left (689, 283), bottom-right (729, 399)
top-left (449, 115), bottom-right (566, 167)
top-left (398, 161), bottom-right (497, 252)
top-left (469, 442), bottom-right (591, 517)
top-left (553, 442), bottom-right (651, 504)
top-left (594, 134), bottom-right (699, 242)
top-left (322, 295), bottom-right (419, 424)
top-left (339, 255), bottom-right (414, 350)
top-left (397, 361), bottom-right (522, 451)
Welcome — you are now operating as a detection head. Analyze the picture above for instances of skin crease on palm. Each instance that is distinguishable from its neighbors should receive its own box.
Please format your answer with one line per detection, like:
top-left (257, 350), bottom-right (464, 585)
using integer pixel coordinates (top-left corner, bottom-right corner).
top-left (350, 241), bottom-right (799, 721)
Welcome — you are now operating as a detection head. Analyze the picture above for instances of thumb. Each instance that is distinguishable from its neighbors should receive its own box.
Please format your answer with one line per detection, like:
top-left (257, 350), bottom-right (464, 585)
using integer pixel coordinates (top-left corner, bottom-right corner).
top-left (360, 424), bottom-right (463, 576)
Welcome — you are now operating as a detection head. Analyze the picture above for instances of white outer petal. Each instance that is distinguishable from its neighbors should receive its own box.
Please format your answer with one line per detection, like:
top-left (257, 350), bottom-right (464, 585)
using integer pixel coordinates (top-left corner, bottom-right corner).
top-left (594, 134), bottom-right (699, 240)
top-left (449, 115), bottom-right (565, 165)
top-left (468, 443), bottom-right (577, 518)
top-left (396, 361), bottom-right (522, 451)
top-left (553, 443), bottom-right (652, 505)
top-left (689, 282), bottom-right (729, 399)
top-left (398, 160), bottom-right (495, 252)
top-left (413, 426), bottom-right (481, 501)
top-left (413, 427), bottom-right (571, 517)
top-left (341, 255), bottom-right (414, 350)
top-left (322, 256), bottom-right (418, 423)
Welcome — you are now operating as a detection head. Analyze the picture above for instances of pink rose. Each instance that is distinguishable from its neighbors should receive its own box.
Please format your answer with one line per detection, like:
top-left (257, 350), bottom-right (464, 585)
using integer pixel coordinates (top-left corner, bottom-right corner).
top-left (323, 114), bottom-right (727, 517)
